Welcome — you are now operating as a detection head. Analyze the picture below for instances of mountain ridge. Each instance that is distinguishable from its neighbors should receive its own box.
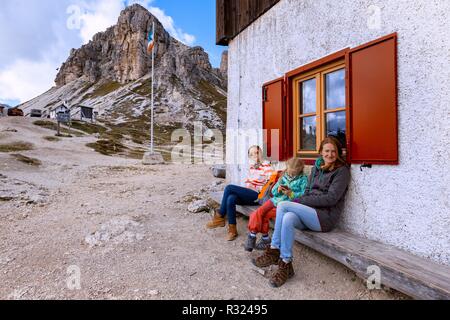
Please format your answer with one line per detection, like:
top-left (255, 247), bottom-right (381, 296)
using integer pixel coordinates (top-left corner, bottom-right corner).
top-left (18, 4), bottom-right (228, 159)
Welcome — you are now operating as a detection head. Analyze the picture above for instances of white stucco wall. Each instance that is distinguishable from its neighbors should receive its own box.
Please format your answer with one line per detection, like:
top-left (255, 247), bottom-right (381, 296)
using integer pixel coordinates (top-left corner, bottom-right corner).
top-left (226, 0), bottom-right (450, 265)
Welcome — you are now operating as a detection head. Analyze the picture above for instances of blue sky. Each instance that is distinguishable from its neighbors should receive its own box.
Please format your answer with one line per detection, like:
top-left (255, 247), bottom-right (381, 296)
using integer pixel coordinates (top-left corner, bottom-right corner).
top-left (0, 0), bottom-right (226, 107)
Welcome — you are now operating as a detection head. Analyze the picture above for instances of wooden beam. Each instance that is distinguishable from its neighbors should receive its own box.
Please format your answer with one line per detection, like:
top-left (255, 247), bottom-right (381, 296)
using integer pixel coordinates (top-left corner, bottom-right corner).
top-left (209, 192), bottom-right (450, 299)
top-left (295, 231), bottom-right (450, 300)
top-left (216, 0), bottom-right (228, 45)
top-left (216, 0), bottom-right (280, 46)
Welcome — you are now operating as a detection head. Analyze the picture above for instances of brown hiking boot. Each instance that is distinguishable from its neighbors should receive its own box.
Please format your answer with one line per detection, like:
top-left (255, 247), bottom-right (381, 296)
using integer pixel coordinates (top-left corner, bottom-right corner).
top-left (269, 260), bottom-right (295, 288)
top-left (206, 211), bottom-right (225, 229)
top-left (227, 224), bottom-right (238, 241)
top-left (252, 247), bottom-right (280, 268)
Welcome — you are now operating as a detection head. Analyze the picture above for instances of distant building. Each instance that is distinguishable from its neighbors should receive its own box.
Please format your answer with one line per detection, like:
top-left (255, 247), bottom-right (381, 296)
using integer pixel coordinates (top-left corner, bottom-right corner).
top-left (217, 0), bottom-right (449, 269)
top-left (78, 105), bottom-right (95, 123)
top-left (30, 109), bottom-right (43, 118)
top-left (0, 104), bottom-right (8, 116)
top-left (7, 107), bottom-right (24, 117)
top-left (50, 105), bottom-right (70, 119)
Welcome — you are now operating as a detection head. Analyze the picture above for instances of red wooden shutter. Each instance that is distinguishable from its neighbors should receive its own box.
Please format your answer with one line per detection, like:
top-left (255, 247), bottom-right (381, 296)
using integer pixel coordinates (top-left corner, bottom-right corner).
top-left (262, 78), bottom-right (289, 161)
top-left (346, 33), bottom-right (399, 165)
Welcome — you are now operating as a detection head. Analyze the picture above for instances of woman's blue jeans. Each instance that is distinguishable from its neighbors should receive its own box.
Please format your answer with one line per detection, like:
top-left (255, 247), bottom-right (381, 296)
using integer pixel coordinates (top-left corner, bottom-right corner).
top-left (271, 201), bottom-right (322, 261)
top-left (219, 184), bottom-right (259, 225)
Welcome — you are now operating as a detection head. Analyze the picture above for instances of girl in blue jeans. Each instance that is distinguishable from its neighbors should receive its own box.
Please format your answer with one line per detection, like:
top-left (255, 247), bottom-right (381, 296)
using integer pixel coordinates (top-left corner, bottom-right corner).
top-left (252, 137), bottom-right (351, 288)
top-left (206, 145), bottom-right (273, 241)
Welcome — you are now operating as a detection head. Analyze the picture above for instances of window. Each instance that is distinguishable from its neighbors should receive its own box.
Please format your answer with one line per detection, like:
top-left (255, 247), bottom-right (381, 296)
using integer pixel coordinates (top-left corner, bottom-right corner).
top-left (293, 61), bottom-right (346, 159)
top-left (263, 33), bottom-right (398, 165)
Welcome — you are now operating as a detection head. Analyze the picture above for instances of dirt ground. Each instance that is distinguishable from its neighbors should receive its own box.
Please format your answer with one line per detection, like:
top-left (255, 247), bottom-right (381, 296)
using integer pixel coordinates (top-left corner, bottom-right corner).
top-left (0, 117), bottom-right (408, 300)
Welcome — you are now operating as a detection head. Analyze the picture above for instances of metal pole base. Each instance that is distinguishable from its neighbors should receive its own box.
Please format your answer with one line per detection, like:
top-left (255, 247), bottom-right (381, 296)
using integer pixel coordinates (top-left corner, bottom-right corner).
top-left (142, 151), bottom-right (165, 165)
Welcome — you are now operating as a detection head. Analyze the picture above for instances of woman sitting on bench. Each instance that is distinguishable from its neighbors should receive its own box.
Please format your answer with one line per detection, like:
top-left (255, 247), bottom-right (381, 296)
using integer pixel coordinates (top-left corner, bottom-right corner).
top-left (252, 137), bottom-right (350, 288)
top-left (206, 145), bottom-right (273, 241)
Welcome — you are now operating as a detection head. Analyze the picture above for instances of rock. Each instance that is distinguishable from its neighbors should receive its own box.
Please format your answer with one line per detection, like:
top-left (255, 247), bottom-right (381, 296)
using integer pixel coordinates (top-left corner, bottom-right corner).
top-left (211, 165), bottom-right (226, 179)
top-left (187, 200), bottom-right (209, 213)
top-left (148, 290), bottom-right (159, 296)
top-left (142, 152), bottom-right (165, 165)
top-left (0, 196), bottom-right (14, 202)
top-left (251, 267), bottom-right (266, 276)
top-left (220, 51), bottom-right (228, 79)
top-left (26, 195), bottom-right (46, 205)
top-left (181, 193), bottom-right (202, 204)
top-left (84, 216), bottom-right (143, 247)
top-left (87, 210), bottom-right (101, 215)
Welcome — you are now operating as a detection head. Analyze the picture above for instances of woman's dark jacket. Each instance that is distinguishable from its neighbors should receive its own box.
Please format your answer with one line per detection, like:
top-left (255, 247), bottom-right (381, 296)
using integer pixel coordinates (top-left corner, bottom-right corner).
top-left (293, 158), bottom-right (350, 232)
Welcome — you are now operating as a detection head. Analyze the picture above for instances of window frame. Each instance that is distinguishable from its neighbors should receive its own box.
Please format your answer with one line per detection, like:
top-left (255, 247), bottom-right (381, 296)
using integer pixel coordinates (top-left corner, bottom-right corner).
top-left (292, 59), bottom-right (347, 159)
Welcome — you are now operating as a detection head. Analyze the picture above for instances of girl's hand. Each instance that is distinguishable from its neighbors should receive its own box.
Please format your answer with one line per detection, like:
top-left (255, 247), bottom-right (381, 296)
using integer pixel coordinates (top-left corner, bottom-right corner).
top-left (285, 190), bottom-right (293, 197)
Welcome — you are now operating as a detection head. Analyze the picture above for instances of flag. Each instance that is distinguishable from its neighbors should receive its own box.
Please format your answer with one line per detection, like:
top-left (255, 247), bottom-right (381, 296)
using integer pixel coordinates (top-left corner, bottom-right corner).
top-left (147, 27), bottom-right (155, 54)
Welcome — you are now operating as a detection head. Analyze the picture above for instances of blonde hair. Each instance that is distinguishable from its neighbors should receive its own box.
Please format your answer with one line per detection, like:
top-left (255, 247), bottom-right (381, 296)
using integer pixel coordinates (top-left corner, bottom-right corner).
top-left (285, 157), bottom-right (305, 177)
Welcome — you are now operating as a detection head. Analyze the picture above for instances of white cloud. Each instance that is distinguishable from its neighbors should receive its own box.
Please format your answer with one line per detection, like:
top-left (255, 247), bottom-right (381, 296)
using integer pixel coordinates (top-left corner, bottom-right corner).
top-left (148, 6), bottom-right (196, 46)
top-left (0, 59), bottom-right (57, 103)
top-left (74, 0), bottom-right (196, 46)
top-left (0, 0), bottom-right (196, 103)
top-left (76, 0), bottom-right (125, 44)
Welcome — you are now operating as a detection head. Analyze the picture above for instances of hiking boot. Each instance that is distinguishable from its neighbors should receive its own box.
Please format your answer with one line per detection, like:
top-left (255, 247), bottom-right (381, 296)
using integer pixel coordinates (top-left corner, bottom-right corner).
top-left (227, 224), bottom-right (238, 241)
top-left (255, 237), bottom-right (271, 251)
top-left (269, 260), bottom-right (295, 288)
top-left (244, 234), bottom-right (256, 252)
top-left (206, 211), bottom-right (225, 229)
top-left (252, 247), bottom-right (280, 268)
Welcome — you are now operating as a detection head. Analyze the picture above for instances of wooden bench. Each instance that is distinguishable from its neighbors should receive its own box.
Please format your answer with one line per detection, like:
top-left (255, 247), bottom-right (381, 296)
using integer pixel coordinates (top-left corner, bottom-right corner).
top-left (210, 192), bottom-right (450, 300)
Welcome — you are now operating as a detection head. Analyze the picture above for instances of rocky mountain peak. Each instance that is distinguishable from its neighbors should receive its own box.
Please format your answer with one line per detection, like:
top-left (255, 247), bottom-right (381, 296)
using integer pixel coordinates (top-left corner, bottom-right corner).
top-left (20, 5), bottom-right (228, 159)
top-left (220, 51), bottom-right (228, 79)
top-left (56, 5), bottom-right (164, 86)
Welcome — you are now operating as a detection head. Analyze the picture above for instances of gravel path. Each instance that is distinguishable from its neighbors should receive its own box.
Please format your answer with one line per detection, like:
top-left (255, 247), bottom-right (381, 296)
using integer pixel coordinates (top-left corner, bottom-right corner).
top-left (0, 117), bottom-right (408, 300)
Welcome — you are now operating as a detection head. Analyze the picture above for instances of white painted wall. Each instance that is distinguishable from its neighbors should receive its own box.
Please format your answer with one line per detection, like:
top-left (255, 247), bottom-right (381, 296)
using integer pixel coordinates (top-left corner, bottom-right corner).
top-left (226, 0), bottom-right (450, 265)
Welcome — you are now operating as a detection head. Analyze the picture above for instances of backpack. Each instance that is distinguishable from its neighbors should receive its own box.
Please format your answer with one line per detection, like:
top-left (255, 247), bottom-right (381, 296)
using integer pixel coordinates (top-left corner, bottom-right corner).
top-left (255, 171), bottom-right (283, 205)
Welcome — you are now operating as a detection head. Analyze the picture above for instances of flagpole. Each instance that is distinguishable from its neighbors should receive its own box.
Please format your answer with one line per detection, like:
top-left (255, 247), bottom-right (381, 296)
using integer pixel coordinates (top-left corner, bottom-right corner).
top-left (151, 21), bottom-right (155, 154)
top-left (143, 21), bottom-right (163, 165)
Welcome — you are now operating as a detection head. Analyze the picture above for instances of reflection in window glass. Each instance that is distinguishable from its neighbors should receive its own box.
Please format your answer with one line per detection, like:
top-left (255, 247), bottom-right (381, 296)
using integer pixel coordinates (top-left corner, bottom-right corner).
top-left (301, 116), bottom-right (316, 151)
top-left (325, 69), bottom-right (345, 110)
top-left (326, 111), bottom-right (346, 148)
top-left (300, 78), bottom-right (316, 114)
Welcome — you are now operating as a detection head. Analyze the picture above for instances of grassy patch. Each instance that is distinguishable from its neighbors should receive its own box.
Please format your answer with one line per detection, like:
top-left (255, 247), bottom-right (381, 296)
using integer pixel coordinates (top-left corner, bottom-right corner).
top-left (126, 148), bottom-right (146, 160)
top-left (11, 154), bottom-right (42, 166)
top-left (33, 120), bottom-right (58, 130)
top-left (168, 74), bottom-right (182, 87)
top-left (88, 81), bottom-right (122, 98)
top-left (131, 79), bottom-right (152, 96)
top-left (0, 142), bottom-right (33, 153)
top-left (196, 80), bottom-right (227, 104)
top-left (33, 120), bottom-right (84, 137)
top-left (43, 136), bottom-right (61, 142)
top-left (195, 80), bottom-right (227, 124)
top-left (86, 139), bottom-right (126, 156)
top-left (70, 121), bottom-right (108, 135)
top-left (78, 82), bottom-right (94, 95)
